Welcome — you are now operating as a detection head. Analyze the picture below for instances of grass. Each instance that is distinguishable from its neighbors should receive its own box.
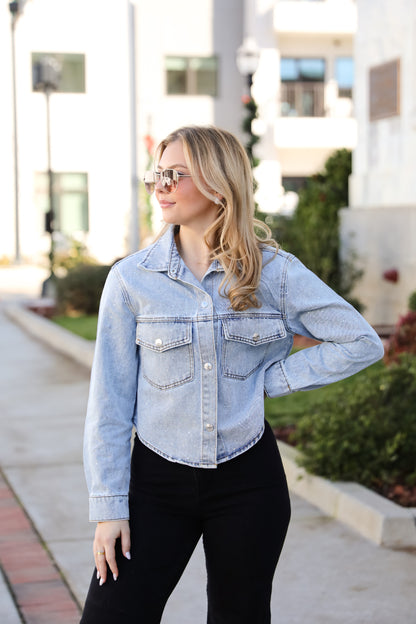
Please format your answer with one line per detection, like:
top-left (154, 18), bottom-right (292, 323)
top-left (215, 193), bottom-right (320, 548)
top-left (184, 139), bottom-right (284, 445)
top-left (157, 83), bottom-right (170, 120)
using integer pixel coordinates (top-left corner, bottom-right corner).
top-left (52, 315), bottom-right (98, 341)
top-left (264, 360), bottom-right (384, 429)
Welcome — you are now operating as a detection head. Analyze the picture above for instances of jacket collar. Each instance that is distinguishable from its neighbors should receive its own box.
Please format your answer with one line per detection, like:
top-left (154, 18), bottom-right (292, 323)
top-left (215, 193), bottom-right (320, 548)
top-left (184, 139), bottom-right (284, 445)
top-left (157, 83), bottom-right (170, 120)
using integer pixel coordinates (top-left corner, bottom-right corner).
top-left (137, 225), bottom-right (223, 279)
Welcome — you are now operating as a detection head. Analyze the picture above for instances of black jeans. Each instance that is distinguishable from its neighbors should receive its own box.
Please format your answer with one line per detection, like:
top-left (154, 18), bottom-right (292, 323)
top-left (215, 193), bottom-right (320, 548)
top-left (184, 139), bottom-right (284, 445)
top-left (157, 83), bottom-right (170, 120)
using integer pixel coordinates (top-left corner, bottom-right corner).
top-left (80, 422), bottom-right (291, 624)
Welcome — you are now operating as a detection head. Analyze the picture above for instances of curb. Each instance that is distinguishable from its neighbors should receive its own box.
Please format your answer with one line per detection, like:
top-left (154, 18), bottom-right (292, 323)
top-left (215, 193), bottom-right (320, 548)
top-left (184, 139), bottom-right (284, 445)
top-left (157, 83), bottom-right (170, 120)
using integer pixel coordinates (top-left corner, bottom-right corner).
top-left (4, 302), bottom-right (416, 549)
top-left (3, 303), bottom-right (95, 369)
top-left (278, 440), bottom-right (416, 549)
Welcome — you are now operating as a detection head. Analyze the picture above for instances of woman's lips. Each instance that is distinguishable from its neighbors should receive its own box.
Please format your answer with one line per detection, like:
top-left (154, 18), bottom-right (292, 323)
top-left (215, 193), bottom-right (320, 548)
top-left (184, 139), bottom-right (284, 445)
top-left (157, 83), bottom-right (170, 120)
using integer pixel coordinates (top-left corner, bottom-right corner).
top-left (158, 200), bottom-right (175, 209)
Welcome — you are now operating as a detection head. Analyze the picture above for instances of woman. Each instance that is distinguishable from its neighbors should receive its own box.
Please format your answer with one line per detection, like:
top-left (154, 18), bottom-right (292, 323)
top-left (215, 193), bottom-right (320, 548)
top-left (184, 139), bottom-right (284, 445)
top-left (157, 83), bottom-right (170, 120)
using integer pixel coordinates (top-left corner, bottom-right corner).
top-left (80, 126), bottom-right (384, 623)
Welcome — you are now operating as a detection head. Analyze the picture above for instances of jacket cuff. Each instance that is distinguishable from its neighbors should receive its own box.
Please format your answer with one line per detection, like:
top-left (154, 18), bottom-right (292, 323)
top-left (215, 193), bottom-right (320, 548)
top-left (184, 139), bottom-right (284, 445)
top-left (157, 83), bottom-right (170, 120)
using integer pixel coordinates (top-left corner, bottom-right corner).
top-left (89, 495), bottom-right (129, 523)
top-left (264, 361), bottom-right (292, 398)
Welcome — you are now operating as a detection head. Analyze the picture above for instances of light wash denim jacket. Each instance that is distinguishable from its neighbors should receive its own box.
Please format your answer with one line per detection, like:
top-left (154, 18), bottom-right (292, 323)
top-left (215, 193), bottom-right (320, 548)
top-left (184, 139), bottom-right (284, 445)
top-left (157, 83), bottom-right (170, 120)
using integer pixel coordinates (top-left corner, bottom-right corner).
top-left (84, 225), bottom-right (384, 521)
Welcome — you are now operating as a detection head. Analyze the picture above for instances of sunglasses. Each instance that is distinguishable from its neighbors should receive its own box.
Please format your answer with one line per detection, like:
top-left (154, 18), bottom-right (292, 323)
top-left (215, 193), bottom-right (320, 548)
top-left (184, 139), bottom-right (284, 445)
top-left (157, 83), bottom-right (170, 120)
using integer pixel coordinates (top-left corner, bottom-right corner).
top-left (143, 169), bottom-right (192, 194)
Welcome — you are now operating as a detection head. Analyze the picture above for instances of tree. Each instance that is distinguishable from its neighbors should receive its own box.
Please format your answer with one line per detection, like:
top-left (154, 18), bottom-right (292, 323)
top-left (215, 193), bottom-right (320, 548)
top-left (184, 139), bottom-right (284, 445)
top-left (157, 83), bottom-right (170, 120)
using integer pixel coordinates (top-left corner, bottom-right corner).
top-left (260, 149), bottom-right (362, 307)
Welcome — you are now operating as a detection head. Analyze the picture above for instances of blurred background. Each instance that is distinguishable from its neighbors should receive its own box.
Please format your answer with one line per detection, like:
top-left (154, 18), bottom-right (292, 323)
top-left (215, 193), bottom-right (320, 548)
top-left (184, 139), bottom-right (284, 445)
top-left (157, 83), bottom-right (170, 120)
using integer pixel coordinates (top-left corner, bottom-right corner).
top-left (2, 4), bottom-right (416, 620)
top-left (1, 0), bottom-right (415, 328)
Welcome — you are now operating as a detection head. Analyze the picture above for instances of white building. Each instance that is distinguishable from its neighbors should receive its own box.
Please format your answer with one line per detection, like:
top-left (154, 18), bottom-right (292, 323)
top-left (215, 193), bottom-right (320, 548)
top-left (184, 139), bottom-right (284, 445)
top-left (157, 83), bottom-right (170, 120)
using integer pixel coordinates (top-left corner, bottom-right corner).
top-left (1, 0), bottom-right (244, 266)
top-left (341, 0), bottom-right (416, 327)
top-left (1, 0), bottom-right (357, 268)
top-left (251, 0), bottom-right (357, 213)
top-left (1, 0), bottom-right (138, 265)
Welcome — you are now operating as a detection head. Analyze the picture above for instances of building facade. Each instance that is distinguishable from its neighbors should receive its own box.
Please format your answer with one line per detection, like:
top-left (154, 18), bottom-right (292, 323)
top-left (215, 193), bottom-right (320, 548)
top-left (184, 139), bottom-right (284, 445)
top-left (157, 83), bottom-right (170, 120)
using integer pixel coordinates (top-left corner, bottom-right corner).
top-left (251, 0), bottom-right (357, 213)
top-left (341, 0), bottom-right (416, 326)
top-left (1, 0), bottom-right (357, 267)
top-left (1, 0), bottom-right (244, 265)
top-left (2, 0), bottom-right (136, 265)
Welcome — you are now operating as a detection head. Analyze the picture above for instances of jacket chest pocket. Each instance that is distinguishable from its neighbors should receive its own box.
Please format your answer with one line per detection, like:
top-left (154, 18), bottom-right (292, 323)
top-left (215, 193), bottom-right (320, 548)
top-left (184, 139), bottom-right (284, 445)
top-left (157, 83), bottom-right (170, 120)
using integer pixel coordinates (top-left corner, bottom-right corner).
top-left (136, 321), bottom-right (194, 389)
top-left (221, 317), bottom-right (286, 380)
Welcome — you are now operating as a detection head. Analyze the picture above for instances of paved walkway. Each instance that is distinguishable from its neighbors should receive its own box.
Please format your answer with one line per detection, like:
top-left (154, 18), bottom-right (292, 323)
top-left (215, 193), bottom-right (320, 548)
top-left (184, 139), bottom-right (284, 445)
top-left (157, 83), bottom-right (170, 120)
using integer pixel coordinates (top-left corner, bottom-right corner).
top-left (1, 266), bottom-right (416, 623)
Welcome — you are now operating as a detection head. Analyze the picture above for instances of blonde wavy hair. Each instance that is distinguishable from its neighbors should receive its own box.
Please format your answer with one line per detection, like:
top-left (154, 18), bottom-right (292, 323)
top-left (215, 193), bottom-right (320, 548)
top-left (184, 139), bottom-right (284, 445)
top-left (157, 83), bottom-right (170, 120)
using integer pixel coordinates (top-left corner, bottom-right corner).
top-left (155, 125), bottom-right (278, 311)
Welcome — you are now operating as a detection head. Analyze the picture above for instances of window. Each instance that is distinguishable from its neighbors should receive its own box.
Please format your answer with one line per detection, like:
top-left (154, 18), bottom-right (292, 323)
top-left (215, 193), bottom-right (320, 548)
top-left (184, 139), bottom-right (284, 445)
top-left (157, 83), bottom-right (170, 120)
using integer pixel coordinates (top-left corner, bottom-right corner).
top-left (35, 172), bottom-right (89, 234)
top-left (166, 56), bottom-right (218, 96)
top-left (280, 58), bottom-right (326, 117)
top-left (282, 176), bottom-right (308, 194)
top-left (281, 58), bottom-right (325, 83)
top-left (335, 57), bottom-right (354, 98)
top-left (32, 53), bottom-right (86, 93)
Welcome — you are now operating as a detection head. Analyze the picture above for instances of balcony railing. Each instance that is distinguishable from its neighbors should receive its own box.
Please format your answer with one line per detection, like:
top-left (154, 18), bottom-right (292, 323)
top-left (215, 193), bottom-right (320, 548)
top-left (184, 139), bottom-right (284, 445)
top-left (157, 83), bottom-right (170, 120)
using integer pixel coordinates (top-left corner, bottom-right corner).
top-left (280, 82), bottom-right (325, 117)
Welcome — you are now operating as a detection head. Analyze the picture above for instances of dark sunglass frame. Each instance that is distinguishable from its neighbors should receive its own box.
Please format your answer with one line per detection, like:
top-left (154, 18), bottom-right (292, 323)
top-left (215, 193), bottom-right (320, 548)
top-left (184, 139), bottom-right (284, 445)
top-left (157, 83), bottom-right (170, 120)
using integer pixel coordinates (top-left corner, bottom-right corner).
top-left (143, 169), bottom-right (191, 194)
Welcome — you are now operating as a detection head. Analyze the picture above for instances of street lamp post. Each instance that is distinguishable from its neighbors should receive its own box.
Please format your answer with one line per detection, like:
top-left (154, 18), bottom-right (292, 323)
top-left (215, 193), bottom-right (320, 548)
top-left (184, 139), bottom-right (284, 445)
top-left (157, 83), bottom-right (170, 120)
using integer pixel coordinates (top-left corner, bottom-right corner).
top-left (236, 36), bottom-right (260, 92)
top-left (9, 1), bottom-right (22, 263)
top-left (236, 36), bottom-right (261, 169)
top-left (33, 56), bottom-right (61, 296)
top-left (128, 0), bottom-right (139, 253)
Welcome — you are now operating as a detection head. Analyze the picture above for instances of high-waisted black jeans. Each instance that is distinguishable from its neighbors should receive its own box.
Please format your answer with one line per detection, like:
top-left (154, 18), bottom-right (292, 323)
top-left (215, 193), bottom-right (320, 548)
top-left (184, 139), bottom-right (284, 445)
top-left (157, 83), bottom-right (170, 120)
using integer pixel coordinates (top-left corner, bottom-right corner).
top-left (80, 422), bottom-right (291, 624)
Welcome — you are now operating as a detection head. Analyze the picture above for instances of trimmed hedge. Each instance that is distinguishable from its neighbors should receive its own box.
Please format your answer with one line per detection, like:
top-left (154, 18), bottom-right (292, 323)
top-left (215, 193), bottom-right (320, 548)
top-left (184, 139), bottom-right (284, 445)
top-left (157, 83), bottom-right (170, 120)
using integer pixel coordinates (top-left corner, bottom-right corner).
top-left (293, 355), bottom-right (416, 491)
top-left (55, 263), bottom-right (111, 315)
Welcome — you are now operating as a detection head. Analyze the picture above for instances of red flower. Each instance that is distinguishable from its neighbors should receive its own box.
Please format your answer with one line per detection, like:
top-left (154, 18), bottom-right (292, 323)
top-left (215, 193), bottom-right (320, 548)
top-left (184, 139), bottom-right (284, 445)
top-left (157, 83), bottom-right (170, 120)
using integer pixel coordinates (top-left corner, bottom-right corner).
top-left (384, 310), bottom-right (416, 364)
top-left (383, 268), bottom-right (399, 283)
top-left (241, 94), bottom-right (252, 104)
top-left (144, 134), bottom-right (155, 154)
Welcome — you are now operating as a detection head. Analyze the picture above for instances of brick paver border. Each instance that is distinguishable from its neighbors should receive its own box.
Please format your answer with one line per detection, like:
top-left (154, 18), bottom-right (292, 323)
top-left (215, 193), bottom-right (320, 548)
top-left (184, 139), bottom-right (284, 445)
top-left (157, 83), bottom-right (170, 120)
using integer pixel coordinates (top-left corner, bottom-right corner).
top-left (0, 471), bottom-right (81, 623)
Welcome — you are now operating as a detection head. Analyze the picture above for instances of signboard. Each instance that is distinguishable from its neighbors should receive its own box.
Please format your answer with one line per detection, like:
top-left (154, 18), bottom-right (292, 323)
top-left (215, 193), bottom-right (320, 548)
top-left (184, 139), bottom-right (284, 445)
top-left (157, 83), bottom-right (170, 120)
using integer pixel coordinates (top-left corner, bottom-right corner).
top-left (369, 59), bottom-right (400, 121)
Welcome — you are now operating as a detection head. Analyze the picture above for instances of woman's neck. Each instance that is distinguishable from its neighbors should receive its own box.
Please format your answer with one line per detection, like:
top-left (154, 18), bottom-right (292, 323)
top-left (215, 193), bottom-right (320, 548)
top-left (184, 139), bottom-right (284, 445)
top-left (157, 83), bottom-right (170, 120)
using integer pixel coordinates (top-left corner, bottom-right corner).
top-left (175, 227), bottom-right (212, 282)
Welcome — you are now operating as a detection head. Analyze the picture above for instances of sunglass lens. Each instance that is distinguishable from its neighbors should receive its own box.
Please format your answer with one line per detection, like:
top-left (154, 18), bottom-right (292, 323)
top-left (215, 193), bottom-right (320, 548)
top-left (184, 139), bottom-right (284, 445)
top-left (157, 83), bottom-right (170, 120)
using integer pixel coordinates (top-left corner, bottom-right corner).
top-left (161, 169), bottom-right (178, 192)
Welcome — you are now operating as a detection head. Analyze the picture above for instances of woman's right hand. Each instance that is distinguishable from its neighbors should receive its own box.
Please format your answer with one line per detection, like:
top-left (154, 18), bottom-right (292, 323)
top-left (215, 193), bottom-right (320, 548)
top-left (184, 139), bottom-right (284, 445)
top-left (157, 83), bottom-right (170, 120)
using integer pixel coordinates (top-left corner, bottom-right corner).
top-left (93, 519), bottom-right (131, 585)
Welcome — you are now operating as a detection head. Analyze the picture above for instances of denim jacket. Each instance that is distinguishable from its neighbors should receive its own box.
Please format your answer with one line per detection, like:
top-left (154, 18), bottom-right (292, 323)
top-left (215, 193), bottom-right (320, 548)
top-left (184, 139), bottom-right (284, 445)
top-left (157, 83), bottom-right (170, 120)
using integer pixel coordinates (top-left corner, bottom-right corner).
top-left (84, 225), bottom-right (384, 521)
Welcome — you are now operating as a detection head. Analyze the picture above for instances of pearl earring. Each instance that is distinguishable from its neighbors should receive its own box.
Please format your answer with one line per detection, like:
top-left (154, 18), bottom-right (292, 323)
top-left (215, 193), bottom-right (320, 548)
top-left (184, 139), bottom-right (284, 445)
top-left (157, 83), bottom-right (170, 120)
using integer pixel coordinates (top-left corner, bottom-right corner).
top-left (214, 197), bottom-right (221, 205)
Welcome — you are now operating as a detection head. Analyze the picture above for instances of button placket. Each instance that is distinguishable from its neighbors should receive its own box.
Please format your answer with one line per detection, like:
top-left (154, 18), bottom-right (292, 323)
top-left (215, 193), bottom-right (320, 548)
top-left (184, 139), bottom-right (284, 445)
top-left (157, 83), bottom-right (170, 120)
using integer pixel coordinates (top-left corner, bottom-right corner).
top-left (197, 296), bottom-right (217, 462)
top-left (176, 281), bottom-right (217, 463)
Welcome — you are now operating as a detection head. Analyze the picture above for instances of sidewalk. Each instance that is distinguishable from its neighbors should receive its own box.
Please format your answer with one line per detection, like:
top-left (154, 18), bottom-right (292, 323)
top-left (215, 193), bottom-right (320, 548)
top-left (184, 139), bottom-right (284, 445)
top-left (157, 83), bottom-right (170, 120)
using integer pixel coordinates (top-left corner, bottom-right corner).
top-left (1, 270), bottom-right (416, 622)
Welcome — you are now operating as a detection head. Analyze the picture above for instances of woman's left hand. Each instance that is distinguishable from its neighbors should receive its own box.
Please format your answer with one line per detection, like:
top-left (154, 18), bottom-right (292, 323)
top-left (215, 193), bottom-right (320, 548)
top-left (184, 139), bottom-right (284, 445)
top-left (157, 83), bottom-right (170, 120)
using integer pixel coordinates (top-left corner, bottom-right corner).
top-left (93, 519), bottom-right (131, 585)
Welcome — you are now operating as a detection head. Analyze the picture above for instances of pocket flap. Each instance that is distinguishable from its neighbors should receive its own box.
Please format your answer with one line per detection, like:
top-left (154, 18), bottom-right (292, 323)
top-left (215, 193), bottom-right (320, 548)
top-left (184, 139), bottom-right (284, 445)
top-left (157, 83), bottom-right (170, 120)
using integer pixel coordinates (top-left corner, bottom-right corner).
top-left (222, 317), bottom-right (286, 346)
top-left (136, 321), bottom-right (192, 352)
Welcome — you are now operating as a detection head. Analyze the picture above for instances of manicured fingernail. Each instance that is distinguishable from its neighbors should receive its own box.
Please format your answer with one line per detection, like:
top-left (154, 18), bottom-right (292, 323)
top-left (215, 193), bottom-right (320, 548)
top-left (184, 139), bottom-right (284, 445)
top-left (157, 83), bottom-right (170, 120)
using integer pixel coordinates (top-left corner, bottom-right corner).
top-left (125, 551), bottom-right (131, 560)
top-left (99, 578), bottom-right (104, 586)
top-left (96, 570), bottom-right (100, 580)
top-left (113, 573), bottom-right (118, 581)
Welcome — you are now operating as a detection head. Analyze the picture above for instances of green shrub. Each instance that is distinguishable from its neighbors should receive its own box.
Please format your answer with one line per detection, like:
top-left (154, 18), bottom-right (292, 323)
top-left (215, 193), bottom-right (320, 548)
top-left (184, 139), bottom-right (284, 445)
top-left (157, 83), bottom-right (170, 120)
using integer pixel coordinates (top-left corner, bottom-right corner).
top-left (257, 149), bottom-right (362, 309)
top-left (408, 291), bottom-right (416, 312)
top-left (55, 263), bottom-right (111, 315)
top-left (293, 355), bottom-right (416, 491)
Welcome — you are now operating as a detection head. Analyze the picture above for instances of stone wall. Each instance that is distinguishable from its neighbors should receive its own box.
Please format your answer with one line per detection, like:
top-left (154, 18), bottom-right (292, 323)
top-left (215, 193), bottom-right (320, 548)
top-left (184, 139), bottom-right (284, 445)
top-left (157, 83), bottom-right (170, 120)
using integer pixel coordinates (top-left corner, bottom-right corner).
top-left (340, 205), bottom-right (416, 327)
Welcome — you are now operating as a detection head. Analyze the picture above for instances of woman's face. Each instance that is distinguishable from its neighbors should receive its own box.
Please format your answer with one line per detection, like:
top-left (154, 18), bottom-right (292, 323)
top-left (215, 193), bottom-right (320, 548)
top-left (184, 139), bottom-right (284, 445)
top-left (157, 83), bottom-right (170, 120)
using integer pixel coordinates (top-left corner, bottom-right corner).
top-left (156, 140), bottom-right (218, 232)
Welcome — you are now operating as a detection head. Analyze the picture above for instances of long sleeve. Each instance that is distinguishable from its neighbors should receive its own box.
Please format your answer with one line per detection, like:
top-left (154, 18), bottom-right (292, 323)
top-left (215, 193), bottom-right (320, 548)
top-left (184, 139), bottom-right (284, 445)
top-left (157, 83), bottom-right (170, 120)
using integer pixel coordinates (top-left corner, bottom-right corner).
top-left (83, 265), bottom-right (139, 521)
top-left (264, 256), bottom-right (384, 397)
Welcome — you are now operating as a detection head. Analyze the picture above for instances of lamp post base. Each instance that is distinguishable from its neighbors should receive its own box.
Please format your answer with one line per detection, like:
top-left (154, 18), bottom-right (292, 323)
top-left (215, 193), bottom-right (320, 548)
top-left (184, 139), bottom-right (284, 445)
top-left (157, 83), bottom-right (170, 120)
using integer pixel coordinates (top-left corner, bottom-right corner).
top-left (41, 273), bottom-right (57, 300)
